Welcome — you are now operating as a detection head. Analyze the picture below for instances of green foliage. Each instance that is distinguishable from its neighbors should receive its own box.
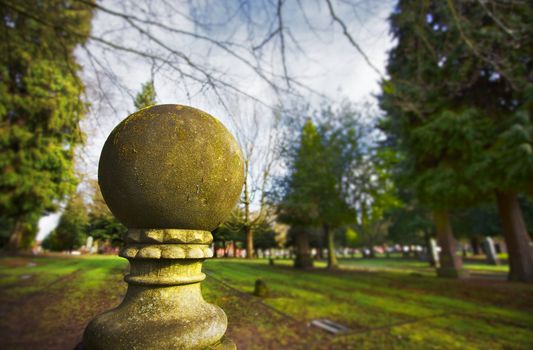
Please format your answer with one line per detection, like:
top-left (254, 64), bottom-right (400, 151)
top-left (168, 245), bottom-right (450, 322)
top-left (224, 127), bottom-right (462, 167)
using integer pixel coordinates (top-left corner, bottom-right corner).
top-left (86, 215), bottom-right (126, 247)
top-left (344, 227), bottom-right (358, 247)
top-left (341, 143), bottom-right (401, 248)
top-left (133, 81), bottom-right (157, 110)
top-left (85, 180), bottom-right (126, 246)
top-left (452, 204), bottom-right (501, 239)
top-left (213, 208), bottom-right (245, 244)
top-left (278, 117), bottom-right (355, 229)
top-left (0, 0), bottom-right (93, 249)
top-left (253, 219), bottom-right (277, 250)
top-left (380, 0), bottom-right (533, 207)
top-left (42, 193), bottom-right (88, 252)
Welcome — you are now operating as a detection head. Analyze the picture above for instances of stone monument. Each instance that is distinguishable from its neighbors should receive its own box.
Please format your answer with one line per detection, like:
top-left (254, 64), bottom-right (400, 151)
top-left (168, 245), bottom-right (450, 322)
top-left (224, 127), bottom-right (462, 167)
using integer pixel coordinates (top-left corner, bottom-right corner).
top-left (429, 238), bottom-right (439, 267)
top-left (483, 237), bottom-right (500, 265)
top-left (82, 104), bottom-right (244, 349)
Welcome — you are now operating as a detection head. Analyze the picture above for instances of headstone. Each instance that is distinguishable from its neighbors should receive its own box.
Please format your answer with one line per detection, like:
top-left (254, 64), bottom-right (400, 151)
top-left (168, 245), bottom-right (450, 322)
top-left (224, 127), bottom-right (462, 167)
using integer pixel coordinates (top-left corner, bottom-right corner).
top-left (253, 279), bottom-right (268, 297)
top-left (82, 105), bottom-right (244, 350)
top-left (85, 236), bottom-right (93, 251)
top-left (429, 238), bottom-right (440, 267)
top-left (90, 240), bottom-right (98, 254)
top-left (483, 237), bottom-right (500, 265)
top-left (310, 319), bottom-right (350, 335)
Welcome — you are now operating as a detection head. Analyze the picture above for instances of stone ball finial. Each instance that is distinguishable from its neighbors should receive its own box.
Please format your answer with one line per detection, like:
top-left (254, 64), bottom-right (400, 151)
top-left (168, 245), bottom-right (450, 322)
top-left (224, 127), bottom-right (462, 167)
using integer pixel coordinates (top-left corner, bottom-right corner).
top-left (98, 104), bottom-right (244, 231)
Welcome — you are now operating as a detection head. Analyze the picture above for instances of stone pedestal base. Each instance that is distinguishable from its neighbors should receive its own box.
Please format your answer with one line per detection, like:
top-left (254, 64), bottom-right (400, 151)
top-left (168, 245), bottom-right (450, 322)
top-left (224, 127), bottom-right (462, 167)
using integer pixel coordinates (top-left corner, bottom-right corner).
top-left (82, 229), bottom-right (231, 350)
top-left (83, 283), bottom-right (227, 350)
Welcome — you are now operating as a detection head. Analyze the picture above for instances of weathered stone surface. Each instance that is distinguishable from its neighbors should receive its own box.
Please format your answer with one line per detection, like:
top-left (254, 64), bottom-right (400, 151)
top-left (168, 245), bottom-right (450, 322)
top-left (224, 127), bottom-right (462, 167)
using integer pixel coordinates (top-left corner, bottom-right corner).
top-left (253, 279), bottom-right (268, 297)
top-left (98, 104), bottom-right (244, 231)
top-left (83, 285), bottom-right (227, 350)
top-left (484, 237), bottom-right (500, 265)
top-left (83, 104), bottom-right (243, 350)
top-left (119, 243), bottom-right (213, 259)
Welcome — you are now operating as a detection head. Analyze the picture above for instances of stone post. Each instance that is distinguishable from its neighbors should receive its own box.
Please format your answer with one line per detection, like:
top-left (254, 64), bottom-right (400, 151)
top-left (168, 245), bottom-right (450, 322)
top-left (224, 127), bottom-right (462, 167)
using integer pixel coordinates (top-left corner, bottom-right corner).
top-left (82, 105), bottom-right (244, 349)
top-left (483, 237), bottom-right (500, 266)
top-left (429, 238), bottom-right (440, 268)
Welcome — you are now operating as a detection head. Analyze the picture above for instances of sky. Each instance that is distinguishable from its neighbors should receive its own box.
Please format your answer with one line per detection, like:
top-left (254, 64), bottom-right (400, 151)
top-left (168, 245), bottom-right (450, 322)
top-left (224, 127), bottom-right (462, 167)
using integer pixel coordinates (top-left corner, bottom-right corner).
top-left (36, 0), bottom-right (396, 241)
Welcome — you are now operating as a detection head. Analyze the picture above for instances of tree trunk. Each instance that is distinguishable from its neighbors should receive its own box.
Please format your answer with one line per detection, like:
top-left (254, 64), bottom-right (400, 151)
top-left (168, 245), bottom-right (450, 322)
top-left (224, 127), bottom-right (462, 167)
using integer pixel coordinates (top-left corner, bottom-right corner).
top-left (433, 209), bottom-right (467, 278)
top-left (316, 235), bottom-right (324, 260)
top-left (294, 230), bottom-right (313, 269)
top-left (470, 237), bottom-right (480, 255)
top-left (7, 220), bottom-right (24, 252)
top-left (243, 158), bottom-right (254, 259)
top-left (244, 225), bottom-right (254, 259)
top-left (496, 191), bottom-right (533, 283)
top-left (223, 240), bottom-right (228, 258)
top-left (425, 231), bottom-right (433, 266)
top-left (325, 224), bottom-right (338, 269)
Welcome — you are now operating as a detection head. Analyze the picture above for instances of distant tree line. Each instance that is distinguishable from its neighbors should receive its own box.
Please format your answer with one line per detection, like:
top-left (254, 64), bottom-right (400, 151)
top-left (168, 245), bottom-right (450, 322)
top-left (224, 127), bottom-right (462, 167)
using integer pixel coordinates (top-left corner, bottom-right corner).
top-left (42, 181), bottom-right (126, 252)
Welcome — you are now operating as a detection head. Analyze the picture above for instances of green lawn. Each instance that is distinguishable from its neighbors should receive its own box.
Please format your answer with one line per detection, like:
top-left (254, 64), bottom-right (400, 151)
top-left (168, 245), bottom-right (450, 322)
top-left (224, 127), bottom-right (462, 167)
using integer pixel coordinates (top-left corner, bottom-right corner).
top-left (0, 255), bottom-right (531, 349)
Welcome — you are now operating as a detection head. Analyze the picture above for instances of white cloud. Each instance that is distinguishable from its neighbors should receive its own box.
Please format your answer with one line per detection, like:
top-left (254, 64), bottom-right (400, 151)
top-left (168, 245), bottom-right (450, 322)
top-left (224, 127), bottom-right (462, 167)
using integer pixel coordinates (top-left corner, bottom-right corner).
top-left (38, 0), bottom-right (396, 238)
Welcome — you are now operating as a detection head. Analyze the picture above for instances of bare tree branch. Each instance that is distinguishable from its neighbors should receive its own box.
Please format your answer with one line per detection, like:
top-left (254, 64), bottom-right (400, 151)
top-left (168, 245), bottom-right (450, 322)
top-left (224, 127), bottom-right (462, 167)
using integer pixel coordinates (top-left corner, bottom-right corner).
top-left (325, 0), bottom-right (384, 78)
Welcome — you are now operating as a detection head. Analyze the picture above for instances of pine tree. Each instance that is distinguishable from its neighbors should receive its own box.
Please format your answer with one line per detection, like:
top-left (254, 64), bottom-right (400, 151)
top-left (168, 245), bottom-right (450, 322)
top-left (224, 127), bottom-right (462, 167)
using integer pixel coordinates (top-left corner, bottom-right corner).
top-left (133, 81), bottom-right (157, 110)
top-left (42, 192), bottom-right (88, 252)
top-left (380, 0), bottom-right (533, 281)
top-left (278, 118), bottom-right (355, 269)
top-left (0, 0), bottom-right (93, 250)
top-left (85, 180), bottom-right (126, 247)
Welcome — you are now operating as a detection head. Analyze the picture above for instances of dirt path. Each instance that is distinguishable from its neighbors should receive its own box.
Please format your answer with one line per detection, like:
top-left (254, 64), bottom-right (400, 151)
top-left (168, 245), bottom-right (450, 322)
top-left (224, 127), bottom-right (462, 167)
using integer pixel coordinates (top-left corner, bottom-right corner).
top-left (0, 263), bottom-right (124, 350)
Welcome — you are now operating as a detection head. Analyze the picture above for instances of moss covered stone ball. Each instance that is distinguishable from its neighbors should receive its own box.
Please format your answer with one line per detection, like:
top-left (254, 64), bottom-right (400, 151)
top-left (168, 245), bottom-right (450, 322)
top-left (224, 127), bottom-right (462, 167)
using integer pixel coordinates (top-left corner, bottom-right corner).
top-left (98, 104), bottom-right (244, 231)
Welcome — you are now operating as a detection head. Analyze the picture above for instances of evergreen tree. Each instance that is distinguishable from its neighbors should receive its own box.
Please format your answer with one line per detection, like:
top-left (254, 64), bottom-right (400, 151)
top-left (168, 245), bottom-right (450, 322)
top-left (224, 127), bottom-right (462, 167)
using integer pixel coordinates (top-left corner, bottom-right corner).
top-left (133, 80), bottom-right (157, 110)
top-left (86, 180), bottom-right (126, 247)
top-left (212, 208), bottom-right (246, 257)
top-left (42, 192), bottom-right (88, 252)
top-left (380, 0), bottom-right (533, 281)
top-left (253, 219), bottom-right (277, 251)
top-left (0, 0), bottom-right (93, 250)
top-left (348, 147), bottom-right (401, 257)
top-left (278, 118), bottom-right (355, 269)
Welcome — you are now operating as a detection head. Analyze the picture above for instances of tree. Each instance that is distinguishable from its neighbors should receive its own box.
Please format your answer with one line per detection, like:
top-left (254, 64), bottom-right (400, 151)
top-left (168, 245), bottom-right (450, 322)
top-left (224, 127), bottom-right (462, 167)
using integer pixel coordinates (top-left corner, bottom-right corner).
top-left (380, 0), bottom-right (533, 281)
top-left (0, 0), bottom-right (93, 250)
top-left (42, 192), bottom-right (88, 252)
top-left (233, 108), bottom-right (278, 260)
top-left (253, 219), bottom-right (277, 252)
top-left (278, 115), bottom-right (356, 269)
top-left (85, 180), bottom-right (126, 247)
top-left (213, 207), bottom-right (246, 257)
top-left (452, 203), bottom-right (501, 255)
top-left (133, 80), bottom-right (157, 110)
top-left (348, 147), bottom-right (401, 257)
top-left (287, 226), bottom-right (314, 269)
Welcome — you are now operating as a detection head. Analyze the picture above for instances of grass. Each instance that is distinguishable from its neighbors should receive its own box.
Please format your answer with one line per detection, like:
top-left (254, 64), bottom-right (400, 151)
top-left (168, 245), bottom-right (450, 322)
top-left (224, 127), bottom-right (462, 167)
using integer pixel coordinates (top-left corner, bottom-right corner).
top-left (0, 255), bottom-right (531, 349)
